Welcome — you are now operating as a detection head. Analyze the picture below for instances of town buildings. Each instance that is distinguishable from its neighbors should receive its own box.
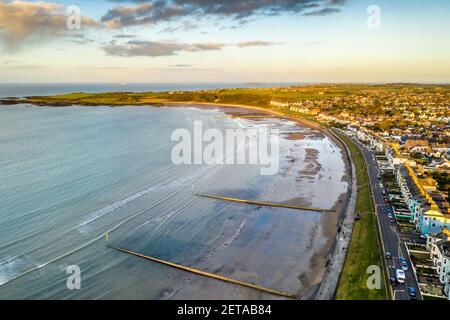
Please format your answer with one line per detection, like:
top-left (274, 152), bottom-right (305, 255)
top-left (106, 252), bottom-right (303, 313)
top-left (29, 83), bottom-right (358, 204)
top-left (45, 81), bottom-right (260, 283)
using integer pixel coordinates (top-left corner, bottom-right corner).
top-left (426, 231), bottom-right (450, 299)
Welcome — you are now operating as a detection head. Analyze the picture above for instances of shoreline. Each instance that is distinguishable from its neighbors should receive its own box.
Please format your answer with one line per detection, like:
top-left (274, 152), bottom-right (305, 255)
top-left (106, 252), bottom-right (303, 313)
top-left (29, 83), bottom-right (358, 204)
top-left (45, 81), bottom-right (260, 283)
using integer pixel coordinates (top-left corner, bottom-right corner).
top-left (163, 101), bottom-right (323, 130)
top-left (164, 102), bottom-right (354, 299)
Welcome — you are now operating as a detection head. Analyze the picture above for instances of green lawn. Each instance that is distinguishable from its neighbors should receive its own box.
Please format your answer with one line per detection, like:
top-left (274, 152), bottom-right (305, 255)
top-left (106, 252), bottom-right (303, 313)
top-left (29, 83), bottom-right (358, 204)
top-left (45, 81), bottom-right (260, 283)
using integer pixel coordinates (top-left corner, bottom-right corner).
top-left (333, 131), bottom-right (388, 300)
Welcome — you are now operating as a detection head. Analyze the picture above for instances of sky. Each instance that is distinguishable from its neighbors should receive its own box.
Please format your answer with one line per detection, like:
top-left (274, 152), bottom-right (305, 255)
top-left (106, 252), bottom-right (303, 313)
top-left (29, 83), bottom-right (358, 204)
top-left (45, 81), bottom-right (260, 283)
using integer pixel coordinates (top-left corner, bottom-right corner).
top-left (0, 0), bottom-right (449, 83)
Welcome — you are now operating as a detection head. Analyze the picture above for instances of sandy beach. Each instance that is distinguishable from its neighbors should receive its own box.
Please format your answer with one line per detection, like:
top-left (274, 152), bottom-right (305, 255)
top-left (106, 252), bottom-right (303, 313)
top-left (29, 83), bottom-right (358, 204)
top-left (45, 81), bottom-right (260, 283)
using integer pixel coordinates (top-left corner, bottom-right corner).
top-left (162, 103), bottom-right (352, 299)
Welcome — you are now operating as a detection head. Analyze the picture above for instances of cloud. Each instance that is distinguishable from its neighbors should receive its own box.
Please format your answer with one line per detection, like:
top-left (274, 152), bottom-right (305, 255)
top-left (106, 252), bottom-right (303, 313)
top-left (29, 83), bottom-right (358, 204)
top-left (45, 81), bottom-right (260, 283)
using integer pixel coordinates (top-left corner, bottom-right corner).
top-left (0, 59), bottom-right (19, 65)
top-left (102, 40), bottom-right (226, 57)
top-left (102, 39), bottom-right (279, 57)
top-left (64, 34), bottom-right (95, 44)
top-left (303, 7), bottom-right (341, 16)
top-left (0, 0), bottom-right (97, 50)
top-left (169, 64), bottom-right (193, 67)
top-left (102, 0), bottom-right (347, 28)
top-left (159, 20), bottom-right (199, 33)
top-left (237, 40), bottom-right (280, 48)
top-left (101, 2), bottom-right (188, 28)
top-left (0, 59), bottom-right (42, 69)
top-left (113, 34), bottom-right (137, 39)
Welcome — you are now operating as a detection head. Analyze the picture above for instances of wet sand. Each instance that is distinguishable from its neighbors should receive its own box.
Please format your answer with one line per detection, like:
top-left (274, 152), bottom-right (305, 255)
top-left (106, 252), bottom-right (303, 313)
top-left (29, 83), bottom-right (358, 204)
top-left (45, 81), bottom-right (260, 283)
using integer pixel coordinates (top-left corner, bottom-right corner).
top-left (164, 102), bottom-right (351, 299)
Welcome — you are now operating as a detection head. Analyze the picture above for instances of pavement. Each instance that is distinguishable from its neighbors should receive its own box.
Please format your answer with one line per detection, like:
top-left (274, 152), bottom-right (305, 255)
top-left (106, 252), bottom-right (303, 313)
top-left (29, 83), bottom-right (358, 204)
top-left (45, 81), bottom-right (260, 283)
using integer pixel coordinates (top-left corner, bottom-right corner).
top-left (341, 131), bottom-right (423, 300)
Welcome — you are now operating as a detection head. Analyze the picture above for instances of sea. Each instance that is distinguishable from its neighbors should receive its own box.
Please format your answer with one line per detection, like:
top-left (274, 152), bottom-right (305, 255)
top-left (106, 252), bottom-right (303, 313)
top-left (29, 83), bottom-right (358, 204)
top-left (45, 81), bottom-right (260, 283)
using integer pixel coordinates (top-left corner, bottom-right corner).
top-left (0, 84), bottom-right (348, 299)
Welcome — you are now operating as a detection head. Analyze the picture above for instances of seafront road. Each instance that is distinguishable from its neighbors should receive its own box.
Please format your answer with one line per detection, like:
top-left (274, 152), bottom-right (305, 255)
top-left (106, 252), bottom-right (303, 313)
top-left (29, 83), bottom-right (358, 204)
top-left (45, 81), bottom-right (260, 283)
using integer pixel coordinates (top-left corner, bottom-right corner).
top-left (345, 132), bottom-right (422, 300)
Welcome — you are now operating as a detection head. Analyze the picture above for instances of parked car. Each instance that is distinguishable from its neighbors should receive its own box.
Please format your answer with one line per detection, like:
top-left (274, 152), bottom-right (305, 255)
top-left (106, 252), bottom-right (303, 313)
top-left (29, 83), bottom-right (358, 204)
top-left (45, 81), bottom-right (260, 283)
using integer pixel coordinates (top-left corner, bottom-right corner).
top-left (396, 269), bottom-right (406, 284)
top-left (390, 277), bottom-right (397, 285)
top-left (408, 287), bottom-right (416, 297)
top-left (386, 251), bottom-right (392, 259)
top-left (400, 258), bottom-right (409, 271)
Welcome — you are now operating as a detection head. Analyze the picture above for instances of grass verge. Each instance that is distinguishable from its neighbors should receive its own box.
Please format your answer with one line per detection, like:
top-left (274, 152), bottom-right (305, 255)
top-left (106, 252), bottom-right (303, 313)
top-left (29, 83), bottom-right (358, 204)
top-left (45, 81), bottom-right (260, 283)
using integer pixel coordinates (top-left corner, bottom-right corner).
top-left (333, 130), bottom-right (388, 300)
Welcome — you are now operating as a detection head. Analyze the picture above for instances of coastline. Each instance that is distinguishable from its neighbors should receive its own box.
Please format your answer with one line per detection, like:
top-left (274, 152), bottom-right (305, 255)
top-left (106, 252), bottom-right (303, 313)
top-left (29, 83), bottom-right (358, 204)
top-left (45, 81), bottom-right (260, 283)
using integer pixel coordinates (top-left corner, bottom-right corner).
top-left (0, 100), bottom-right (354, 300)
top-left (163, 101), bottom-right (323, 130)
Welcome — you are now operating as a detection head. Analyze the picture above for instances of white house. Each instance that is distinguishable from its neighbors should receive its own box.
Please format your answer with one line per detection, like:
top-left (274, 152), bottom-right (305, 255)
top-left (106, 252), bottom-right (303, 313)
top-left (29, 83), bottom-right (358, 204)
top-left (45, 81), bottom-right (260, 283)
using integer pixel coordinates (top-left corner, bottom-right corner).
top-left (427, 233), bottom-right (450, 299)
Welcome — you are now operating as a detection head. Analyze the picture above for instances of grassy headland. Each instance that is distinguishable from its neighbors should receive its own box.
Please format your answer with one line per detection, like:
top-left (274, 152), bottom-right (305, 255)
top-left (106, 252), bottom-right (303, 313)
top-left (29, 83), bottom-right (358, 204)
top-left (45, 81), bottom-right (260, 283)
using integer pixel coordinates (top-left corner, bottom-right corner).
top-left (2, 83), bottom-right (448, 110)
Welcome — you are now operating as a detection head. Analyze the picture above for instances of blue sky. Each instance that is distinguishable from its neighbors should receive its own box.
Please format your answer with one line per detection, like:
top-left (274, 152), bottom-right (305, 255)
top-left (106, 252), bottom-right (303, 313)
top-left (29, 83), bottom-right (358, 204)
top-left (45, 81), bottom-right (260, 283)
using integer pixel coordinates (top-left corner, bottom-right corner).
top-left (0, 0), bottom-right (449, 83)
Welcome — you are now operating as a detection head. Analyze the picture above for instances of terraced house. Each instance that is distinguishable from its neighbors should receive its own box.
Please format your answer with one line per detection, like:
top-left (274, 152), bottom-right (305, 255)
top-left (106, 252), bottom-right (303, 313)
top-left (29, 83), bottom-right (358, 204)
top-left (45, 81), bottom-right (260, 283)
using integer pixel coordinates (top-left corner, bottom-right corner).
top-left (396, 163), bottom-right (450, 234)
top-left (426, 231), bottom-right (450, 299)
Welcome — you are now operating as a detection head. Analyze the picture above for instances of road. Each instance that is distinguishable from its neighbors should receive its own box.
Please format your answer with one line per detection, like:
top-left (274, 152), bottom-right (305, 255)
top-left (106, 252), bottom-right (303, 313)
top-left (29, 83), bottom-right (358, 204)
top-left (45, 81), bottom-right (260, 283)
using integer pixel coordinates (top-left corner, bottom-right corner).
top-left (343, 131), bottom-right (422, 300)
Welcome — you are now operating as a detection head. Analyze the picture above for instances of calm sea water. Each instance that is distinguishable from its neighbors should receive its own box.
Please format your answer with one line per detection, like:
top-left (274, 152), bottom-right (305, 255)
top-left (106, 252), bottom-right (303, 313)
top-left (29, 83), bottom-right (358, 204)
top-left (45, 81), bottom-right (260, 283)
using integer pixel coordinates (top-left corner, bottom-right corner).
top-left (0, 83), bottom-right (300, 98)
top-left (0, 103), bottom-right (347, 299)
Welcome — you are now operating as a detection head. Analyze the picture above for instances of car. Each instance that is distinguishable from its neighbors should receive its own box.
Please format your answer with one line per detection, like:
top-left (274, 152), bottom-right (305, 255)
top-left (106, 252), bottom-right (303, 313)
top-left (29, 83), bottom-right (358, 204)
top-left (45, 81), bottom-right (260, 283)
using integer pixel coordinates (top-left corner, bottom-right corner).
top-left (386, 251), bottom-right (392, 259)
top-left (388, 213), bottom-right (393, 219)
top-left (400, 258), bottom-right (409, 271)
top-left (390, 277), bottom-right (397, 285)
top-left (420, 235), bottom-right (427, 239)
top-left (408, 287), bottom-right (416, 297)
top-left (396, 269), bottom-right (406, 284)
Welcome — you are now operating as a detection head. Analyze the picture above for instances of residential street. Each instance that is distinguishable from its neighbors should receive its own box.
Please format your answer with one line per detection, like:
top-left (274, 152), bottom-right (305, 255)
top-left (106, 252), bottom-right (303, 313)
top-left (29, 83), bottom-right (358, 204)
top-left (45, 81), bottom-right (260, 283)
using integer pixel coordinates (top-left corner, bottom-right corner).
top-left (347, 134), bottom-right (423, 300)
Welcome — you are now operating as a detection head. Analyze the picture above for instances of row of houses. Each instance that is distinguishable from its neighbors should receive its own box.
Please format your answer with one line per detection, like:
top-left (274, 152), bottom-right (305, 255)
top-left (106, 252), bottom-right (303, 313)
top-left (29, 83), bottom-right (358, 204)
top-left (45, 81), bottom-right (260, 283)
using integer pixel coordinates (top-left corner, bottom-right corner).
top-left (426, 231), bottom-right (450, 299)
top-left (395, 162), bottom-right (450, 235)
top-left (269, 100), bottom-right (320, 115)
top-left (346, 126), bottom-right (386, 152)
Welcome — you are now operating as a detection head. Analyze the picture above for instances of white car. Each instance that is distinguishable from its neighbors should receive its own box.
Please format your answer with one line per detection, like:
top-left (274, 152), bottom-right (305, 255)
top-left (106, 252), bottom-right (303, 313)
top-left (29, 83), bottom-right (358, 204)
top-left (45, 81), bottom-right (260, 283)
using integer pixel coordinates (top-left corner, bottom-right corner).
top-left (396, 269), bottom-right (406, 284)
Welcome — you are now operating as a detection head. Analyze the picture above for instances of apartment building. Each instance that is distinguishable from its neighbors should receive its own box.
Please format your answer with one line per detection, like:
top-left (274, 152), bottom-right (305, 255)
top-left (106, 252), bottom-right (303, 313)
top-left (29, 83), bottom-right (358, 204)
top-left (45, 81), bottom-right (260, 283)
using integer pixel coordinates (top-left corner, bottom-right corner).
top-left (396, 163), bottom-right (450, 234)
